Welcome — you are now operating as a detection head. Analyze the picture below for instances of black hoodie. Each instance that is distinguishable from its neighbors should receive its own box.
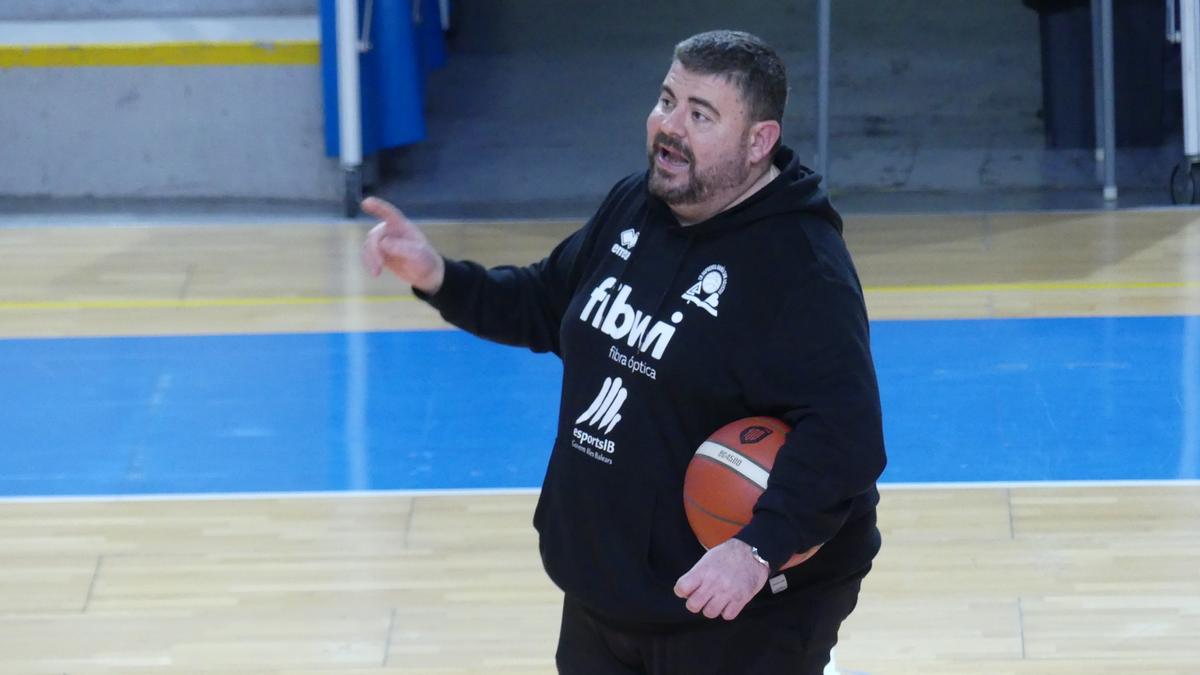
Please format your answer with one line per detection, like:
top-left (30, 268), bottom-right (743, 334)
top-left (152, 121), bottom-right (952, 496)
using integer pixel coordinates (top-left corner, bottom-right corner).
top-left (418, 146), bottom-right (886, 625)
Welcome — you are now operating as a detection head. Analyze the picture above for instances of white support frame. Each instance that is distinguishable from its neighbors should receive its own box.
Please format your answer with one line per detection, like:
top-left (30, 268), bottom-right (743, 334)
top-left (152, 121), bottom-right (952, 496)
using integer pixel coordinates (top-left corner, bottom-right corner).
top-left (335, 0), bottom-right (363, 172)
top-left (1181, 0), bottom-right (1200, 159)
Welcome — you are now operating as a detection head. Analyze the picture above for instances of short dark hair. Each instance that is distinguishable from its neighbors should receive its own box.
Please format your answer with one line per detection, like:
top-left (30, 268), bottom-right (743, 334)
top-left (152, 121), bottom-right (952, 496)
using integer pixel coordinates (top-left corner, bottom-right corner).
top-left (672, 30), bottom-right (788, 127)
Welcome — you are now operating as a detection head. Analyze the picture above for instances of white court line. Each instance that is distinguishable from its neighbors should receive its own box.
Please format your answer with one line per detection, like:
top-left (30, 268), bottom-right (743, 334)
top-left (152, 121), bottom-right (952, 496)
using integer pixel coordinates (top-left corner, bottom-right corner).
top-left (1, 479), bottom-right (1198, 504)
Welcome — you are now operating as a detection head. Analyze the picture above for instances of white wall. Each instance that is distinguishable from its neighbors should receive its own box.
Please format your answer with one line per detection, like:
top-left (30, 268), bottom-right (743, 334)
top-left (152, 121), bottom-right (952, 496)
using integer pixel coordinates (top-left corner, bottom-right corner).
top-left (0, 1), bottom-right (315, 21)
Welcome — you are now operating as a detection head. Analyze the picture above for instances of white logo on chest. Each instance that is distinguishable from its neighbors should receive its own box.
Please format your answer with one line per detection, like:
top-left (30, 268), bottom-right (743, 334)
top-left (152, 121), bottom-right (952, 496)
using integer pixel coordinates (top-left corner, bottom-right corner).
top-left (575, 376), bottom-right (627, 435)
top-left (681, 264), bottom-right (728, 317)
top-left (579, 277), bottom-right (683, 360)
top-left (611, 229), bottom-right (639, 260)
top-left (570, 376), bottom-right (628, 462)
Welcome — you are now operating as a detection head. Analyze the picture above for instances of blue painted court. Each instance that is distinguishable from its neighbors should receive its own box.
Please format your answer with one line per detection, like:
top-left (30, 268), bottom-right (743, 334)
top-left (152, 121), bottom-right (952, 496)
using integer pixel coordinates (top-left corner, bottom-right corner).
top-left (2, 315), bottom-right (1197, 497)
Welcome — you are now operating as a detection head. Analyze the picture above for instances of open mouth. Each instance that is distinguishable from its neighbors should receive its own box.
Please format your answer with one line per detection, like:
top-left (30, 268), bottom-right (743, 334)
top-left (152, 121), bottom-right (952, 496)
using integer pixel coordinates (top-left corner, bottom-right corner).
top-left (655, 144), bottom-right (690, 171)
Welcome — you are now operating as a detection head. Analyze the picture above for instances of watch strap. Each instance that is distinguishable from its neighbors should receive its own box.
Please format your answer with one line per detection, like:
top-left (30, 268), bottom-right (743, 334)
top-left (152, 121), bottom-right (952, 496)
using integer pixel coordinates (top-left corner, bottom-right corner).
top-left (748, 546), bottom-right (770, 569)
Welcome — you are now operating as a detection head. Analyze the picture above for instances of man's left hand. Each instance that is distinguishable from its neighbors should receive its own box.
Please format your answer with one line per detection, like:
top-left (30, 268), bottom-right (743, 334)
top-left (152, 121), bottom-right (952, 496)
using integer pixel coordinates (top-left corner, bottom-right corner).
top-left (673, 538), bottom-right (770, 621)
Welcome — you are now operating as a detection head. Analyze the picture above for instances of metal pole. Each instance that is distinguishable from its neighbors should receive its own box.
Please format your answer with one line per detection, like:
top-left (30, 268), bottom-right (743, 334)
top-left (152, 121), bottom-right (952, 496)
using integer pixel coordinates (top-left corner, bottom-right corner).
top-left (816, 0), bottom-right (831, 185)
top-left (1090, 0), bottom-right (1106, 179)
top-left (335, 0), bottom-right (363, 172)
top-left (335, 0), bottom-right (363, 215)
top-left (1100, 0), bottom-right (1118, 200)
top-left (1169, 0), bottom-right (1182, 43)
top-left (1182, 0), bottom-right (1200, 159)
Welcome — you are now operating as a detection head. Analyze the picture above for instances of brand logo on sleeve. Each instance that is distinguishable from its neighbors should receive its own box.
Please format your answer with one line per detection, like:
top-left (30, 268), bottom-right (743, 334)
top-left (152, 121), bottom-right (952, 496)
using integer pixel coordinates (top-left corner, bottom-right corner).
top-left (681, 264), bottom-right (727, 317)
top-left (611, 229), bottom-right (639, 260)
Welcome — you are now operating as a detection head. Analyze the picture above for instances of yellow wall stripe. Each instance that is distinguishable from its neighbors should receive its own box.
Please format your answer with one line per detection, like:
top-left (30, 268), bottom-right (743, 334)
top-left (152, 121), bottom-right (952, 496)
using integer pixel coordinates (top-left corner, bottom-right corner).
top-left (0, 41), bottom-right (319, 68)
top-left (0, 280), bottom-right (1196, 313)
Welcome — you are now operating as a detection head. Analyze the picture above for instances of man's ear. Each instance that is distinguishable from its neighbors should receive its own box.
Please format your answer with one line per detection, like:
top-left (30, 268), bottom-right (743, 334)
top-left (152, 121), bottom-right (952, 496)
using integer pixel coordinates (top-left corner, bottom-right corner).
top-left (746, 120), bottom-right (781, 164)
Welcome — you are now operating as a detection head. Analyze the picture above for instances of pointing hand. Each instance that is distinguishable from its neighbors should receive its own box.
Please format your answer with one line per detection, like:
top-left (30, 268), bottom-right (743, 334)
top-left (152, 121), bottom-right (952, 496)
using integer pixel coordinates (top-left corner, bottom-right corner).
top-left (361, 197), bottom-right (446, 294)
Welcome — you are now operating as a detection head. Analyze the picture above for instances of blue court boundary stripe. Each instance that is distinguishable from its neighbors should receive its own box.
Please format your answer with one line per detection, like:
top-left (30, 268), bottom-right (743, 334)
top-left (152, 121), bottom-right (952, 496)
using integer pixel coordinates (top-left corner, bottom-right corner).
top-left (4, 314), bottom-right (1195, 494)
top-left (1, 480), bottom-right (1198, 504)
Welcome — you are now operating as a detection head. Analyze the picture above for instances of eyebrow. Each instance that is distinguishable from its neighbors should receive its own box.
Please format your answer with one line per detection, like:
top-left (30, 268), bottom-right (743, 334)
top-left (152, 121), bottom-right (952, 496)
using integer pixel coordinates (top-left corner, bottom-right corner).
top-left (661, 85), bottom-right (721, 120)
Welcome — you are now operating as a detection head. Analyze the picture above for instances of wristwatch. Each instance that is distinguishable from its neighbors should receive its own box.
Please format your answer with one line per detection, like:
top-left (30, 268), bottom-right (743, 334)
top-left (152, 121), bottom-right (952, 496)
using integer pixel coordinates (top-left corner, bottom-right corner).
top-left (748, 546), bottom-right (770, 569)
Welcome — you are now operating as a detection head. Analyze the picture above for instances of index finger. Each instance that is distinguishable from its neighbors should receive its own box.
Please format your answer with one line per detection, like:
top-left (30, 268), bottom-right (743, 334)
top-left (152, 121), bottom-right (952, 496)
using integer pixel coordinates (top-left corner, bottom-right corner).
top-left (674, 570), bottom-right (701, 598)
top-left (360, 197), bottom-right (411, 235)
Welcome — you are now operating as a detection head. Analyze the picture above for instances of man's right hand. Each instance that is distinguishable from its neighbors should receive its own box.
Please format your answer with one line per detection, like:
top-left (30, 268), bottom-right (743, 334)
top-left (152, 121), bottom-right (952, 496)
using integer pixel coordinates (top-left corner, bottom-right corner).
top-left (361, 197), bottom-right (446, 295)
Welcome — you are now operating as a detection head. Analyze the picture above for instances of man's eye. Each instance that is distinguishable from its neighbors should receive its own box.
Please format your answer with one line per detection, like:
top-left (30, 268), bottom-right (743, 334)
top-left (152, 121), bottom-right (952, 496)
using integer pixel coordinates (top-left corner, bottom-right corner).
top-left (692, 111), bottom-right (709, 122)
top-left (660, 98), bottom-right (674, 109)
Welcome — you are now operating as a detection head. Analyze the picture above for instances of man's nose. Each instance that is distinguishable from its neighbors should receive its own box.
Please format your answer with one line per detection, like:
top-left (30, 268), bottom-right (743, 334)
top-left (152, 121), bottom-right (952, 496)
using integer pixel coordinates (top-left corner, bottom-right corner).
top-left (660, 107), bottom-right (686, 137)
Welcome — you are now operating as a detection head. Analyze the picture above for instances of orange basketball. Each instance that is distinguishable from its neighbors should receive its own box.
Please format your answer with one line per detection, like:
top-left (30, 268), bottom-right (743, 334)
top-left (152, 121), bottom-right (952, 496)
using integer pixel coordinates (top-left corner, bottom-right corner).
top-left (683, 416), bottom-right (809, 570)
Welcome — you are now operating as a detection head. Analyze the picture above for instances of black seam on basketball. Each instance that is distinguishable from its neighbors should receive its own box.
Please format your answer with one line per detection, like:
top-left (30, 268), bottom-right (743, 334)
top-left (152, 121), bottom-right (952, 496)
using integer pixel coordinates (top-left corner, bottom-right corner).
top-left (707, 440), bottom-right (772, 475)
top-left (684, 493), bottom-right (749, 528)
top-left (693, 454), bottom-right (769, 492)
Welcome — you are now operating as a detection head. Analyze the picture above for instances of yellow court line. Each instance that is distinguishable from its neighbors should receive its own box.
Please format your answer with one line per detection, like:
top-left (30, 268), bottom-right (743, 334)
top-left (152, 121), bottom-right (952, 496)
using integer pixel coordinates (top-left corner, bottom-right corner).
top-left (0, 280), bottom-right (1197, 312)
top-left (866, 280), bottom-right (1200, 293)
top-left (0, 41), bottom-right (320, 68)
top-left (0, 296), bottom-right (413, 311)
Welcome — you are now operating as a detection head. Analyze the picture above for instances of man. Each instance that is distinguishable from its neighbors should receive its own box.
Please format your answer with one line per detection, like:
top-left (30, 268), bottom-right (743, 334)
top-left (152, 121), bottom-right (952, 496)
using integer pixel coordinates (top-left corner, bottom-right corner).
top-left (362, 30), bottom-right (885, 675)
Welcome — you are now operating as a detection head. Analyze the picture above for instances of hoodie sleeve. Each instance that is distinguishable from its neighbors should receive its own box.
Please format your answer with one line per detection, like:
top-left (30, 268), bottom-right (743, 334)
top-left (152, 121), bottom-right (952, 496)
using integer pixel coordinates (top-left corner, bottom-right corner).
top-left (415, 176), bottom-right (641, 354)
top-left (414, 224), bottom-right (592, 356)
top-left (733, 273), bottom-right (887, 569)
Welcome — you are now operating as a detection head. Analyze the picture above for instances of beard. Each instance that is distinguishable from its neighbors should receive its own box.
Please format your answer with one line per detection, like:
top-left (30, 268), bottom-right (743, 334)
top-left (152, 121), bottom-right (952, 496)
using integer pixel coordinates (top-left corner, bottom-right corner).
top-left (647, 132), bottom-right (752, 206)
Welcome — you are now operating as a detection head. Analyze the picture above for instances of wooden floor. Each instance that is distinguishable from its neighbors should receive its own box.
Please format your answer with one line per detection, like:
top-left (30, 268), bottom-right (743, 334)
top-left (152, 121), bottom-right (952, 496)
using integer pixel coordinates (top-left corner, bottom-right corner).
top-left (3, 209), bottom-right (1199, 338)
top-left (1, 208), bottom-right (1199, 673)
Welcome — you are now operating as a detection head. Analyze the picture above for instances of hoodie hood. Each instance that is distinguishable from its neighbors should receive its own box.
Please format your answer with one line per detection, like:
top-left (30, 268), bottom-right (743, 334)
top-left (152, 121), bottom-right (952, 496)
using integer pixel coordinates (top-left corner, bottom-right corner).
top-left (646, 144), bottom-right (843, 237)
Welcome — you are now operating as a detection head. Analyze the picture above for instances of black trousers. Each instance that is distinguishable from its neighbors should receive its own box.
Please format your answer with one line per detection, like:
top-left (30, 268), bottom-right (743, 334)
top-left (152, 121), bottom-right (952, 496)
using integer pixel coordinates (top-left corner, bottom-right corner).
top-left (555, 568), bottom-right (866, 675)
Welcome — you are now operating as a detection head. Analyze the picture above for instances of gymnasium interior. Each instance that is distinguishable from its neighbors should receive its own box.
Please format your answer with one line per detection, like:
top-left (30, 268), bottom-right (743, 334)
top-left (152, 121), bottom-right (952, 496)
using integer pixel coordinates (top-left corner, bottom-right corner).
top-left (1, 1), bottom-right (1198, 673)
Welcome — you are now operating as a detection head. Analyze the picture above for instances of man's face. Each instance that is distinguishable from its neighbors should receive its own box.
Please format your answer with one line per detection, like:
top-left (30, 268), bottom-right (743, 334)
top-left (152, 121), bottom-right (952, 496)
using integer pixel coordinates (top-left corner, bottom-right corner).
top-left (646, 61), bottom-right (754, 215)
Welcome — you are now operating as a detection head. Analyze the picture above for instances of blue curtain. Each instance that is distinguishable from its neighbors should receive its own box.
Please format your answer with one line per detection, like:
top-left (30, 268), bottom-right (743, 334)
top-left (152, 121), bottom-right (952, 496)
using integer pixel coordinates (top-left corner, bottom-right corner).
top-left (320, 0), bottom-right (448, 158)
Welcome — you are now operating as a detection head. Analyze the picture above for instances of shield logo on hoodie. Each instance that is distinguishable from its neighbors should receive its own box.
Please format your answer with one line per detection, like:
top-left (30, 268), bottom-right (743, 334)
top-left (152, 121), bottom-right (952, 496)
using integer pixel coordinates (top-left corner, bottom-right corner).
top-left (681, 264), bottom-right (727, 317)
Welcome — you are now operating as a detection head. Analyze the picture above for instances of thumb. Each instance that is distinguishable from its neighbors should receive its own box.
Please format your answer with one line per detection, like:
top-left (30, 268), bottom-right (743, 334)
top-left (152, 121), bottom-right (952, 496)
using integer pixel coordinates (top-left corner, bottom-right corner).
top-left (379, 235), bottom-right (429, 262)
